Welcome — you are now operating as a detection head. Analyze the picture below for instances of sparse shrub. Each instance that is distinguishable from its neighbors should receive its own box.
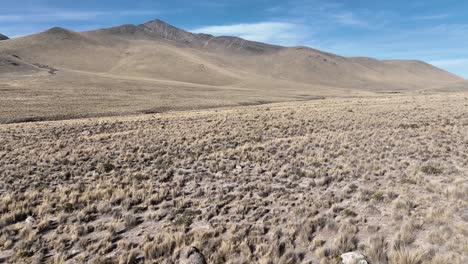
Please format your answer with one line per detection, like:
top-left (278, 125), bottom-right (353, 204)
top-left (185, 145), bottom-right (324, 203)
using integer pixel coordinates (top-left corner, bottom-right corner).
top-left (101, 162), bottom-right (115, 173)
top-left (390, 247), bottom-right (425, 264)
top-left (123, 214), bottom-right (139, 229)
top-left (144, 234), bottom-right (177, 260)
top-left (118, 249), bottom-right (139, 264)
top-left (372, 191), bottom-right (385, 202)
top-left (342, 208), bottom-right (358, 218)
top-left (420, 164), bottom-right (443, 175)
top-left (366, 236), bottom-right (388, 264)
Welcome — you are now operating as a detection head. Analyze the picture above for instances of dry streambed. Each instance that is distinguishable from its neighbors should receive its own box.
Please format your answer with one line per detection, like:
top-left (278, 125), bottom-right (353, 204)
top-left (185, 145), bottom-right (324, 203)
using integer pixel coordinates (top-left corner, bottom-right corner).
top-left (0, 94), bottom-right (467, 263)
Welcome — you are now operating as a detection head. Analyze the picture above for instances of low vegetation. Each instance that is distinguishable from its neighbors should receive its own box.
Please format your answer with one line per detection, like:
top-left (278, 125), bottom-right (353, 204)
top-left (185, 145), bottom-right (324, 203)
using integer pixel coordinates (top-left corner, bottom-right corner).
top-left (0, 94), bottom-right (467, 263)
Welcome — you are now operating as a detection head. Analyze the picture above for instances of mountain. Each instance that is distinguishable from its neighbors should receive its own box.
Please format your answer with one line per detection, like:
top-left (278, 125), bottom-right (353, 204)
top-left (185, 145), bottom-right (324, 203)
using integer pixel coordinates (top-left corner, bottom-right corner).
top-left (0, 19), bottom-right (466, 122)
top-left (98, 21), bottom-right (464, 90)
top-left (0, 33), bottom-right (8, 40)
top-left (1, 19), bottom-right (462, 88)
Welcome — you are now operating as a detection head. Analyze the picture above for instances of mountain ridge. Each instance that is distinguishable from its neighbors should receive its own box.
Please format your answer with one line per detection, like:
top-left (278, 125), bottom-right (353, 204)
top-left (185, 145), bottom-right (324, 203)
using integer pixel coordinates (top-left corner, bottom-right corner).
top-left (0, 19), bottom-right (465, 87)
top-left (82, 20), bottom-right (463, 82)
top-left (85, 19), bottom-right (285, 55)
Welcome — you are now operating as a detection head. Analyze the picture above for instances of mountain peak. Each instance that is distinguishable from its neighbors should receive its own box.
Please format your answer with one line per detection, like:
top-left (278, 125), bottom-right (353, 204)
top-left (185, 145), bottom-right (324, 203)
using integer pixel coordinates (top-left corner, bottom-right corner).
top-left (44, 27), bottom-right (76, 37)
top-left (140, 19), bottom-right (185, 32)
top-left (142, 19), bottom-right (168, 26)
top-left (135, 19), bottom-right (282, 54)
top-left (138, 19), bottom-right (196, 43)
top-left (0, 33), bottom-right (9, 40)
top-left (41, 27), bottom-right (94, 43)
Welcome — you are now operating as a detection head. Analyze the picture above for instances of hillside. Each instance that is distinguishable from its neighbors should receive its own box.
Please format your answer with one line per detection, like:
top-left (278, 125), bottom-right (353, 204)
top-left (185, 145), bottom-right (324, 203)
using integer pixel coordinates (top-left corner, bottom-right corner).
top-left (0, 33), bottom-right (8, 40)
top-left (0, 19), bottom-right (466, 123)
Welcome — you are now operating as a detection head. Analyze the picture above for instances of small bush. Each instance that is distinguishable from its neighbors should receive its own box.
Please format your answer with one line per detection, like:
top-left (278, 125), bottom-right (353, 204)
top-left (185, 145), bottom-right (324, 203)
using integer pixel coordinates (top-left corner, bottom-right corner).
top-left (420, 165), bottom-right (443, 175)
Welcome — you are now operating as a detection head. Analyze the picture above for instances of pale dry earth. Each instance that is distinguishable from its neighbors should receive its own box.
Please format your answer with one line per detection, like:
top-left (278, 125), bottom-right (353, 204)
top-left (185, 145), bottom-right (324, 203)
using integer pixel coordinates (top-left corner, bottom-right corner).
top-left (0, 93), bottom-right (467, 263)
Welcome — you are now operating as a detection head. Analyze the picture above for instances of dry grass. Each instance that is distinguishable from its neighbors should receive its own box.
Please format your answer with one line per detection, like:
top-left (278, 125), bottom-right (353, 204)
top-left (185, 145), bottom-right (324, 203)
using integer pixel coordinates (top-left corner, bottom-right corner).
top-left (0, 93), bottom-right (467, 263)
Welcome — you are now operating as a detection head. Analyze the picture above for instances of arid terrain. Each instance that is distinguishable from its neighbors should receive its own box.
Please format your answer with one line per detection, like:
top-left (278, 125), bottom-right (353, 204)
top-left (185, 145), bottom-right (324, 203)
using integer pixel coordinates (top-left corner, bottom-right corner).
top-left (1, 18), bottom-right (468, 264)
top-left (0, 93), bottom-right (467, 263)
top-left (1, 19), bottom-right (467, 123)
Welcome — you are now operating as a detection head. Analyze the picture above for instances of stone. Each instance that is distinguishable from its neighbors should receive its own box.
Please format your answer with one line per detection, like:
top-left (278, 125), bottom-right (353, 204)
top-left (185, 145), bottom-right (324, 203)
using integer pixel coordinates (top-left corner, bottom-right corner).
top-left (180, 246), bottom-right (206, 264)
top-left (341, 252), bottom-right (368, 264)
top-left (25, 216), bottom-right (36, 226)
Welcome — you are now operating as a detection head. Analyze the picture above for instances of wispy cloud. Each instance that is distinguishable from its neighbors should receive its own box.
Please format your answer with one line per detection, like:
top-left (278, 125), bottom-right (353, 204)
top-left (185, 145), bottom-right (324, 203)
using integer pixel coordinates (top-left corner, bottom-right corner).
top-left (0, 11), bottom-right (102, 22)
top-left (332, 12), bottom-right (369, 27)
top-left (0, 10), bottom-right (162, 23)
top-left (119, 10), bottom-right (161, 16)
top-left (0, 15), bottom-right (24, 22)
top-left (192, 22), bottom-right (312, 46)
top-left (265, 1), bottom-right (387, 30)
top-left (412, 14), bottom-right (450, 20)
top-left (428, 24), bottom-right (468, 37)
top-left (0, 8), bottom-right (164, 37)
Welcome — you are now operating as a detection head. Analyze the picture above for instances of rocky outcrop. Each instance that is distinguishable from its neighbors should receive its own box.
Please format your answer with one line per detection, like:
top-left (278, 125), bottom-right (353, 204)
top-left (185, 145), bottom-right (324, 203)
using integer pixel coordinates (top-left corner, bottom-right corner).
top-left (341, 252), bottom-right (368, 264)
top-left (0, 33), bottom-right (9, 40)
top-left (179, 246), bottom-right (206, 264)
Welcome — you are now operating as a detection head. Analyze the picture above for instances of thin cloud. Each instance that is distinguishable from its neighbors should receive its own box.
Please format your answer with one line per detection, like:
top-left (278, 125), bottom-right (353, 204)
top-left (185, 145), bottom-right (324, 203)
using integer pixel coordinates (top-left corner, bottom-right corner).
top-left (412, 14), bottom-right (450, 20)
top-left (0, 9), bottom-right (163, 37)
top-left (0, 11), bottom-right (102, 22)
top-left (428, 24), bottom-right (468, 37)
top-left (332, 12), bottom-right (369, 27)
top-left (119, 10), bottom-right (161, 16)
top-left (265, 1), bottom-right (380, 30)
top-left (0, 15), bottom-right (24, 22)
top-left (192, 22), bottom-right (311, 46)
top-left (0, 10), bottom-right (162, 23)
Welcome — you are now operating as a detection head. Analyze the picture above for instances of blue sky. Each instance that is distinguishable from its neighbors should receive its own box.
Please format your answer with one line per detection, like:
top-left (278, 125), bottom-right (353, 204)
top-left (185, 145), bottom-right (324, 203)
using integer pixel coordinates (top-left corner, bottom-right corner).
top-left (1, 0), bottom-right (467, 78)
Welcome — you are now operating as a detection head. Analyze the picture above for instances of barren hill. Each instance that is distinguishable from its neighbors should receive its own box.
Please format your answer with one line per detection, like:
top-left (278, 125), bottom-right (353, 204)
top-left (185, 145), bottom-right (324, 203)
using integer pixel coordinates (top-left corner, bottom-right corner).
top-left (0, 33), bottom-right (8, 40)
top-left (0, 19), bottom-right (466, 123)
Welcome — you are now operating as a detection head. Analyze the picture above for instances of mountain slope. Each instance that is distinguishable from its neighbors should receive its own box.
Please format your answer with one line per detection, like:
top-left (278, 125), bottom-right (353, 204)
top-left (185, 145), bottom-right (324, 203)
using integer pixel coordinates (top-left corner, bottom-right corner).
top-left (1, 19), bottom-right (462, 91)
top-left (0, 54), bottom-right (46, 77)
top-left (86, 19), bottom-right (464, 88)
top-left (0, 19), bottom-right (466, 123)
top-left (0, 33), bottom-right (8, 40)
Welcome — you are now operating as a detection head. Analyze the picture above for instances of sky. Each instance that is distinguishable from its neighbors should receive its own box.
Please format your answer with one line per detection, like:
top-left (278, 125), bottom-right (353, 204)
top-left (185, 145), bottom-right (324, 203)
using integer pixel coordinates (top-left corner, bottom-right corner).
top-left (1, 0), bottom-right (467, 78)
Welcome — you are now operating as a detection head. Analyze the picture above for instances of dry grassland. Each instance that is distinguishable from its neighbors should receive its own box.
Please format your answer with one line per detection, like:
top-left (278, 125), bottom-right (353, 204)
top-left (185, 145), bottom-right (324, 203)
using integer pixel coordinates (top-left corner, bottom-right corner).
top-left (0, 94), bottom-right (467, 263)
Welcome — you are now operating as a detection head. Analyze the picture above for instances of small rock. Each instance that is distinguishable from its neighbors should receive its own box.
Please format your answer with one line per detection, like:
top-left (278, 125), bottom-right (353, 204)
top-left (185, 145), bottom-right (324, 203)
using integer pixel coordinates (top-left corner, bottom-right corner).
top-left (25, 216), bottom-right (36, 226)
top-left (70, 248), bottom-right (82, 255)
top-left (341, 252), bottom-right (368, 264)
top-left (180, 246), bottom-right (206, 264)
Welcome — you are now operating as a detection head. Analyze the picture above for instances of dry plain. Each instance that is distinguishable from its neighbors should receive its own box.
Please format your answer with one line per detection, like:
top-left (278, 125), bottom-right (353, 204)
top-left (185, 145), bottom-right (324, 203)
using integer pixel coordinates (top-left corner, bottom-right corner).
top-left (0, 93), bottom-right (467, 263)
